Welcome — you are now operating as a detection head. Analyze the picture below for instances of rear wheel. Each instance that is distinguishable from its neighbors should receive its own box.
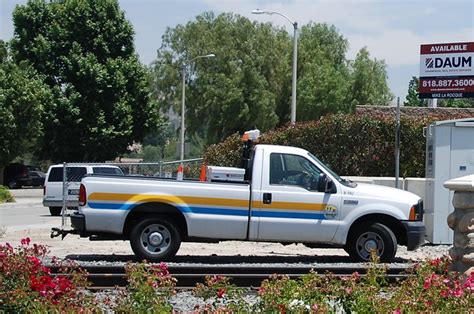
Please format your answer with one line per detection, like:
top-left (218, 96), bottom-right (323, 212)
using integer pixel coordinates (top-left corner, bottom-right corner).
top-left (345, 223), bottom-right (397, 263)
top-left (7, 180), bottom-right (19, 189)
top-left (129, 216), bottom-right (181, 262)
top-left (49, 207), bottom-right (62, 216)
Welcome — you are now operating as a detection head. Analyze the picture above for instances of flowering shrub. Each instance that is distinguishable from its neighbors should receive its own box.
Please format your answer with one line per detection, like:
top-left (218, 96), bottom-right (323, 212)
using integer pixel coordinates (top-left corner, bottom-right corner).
top-left (204, 112), bottom-right (472, 177)
top-left (383, 256), bottom-right (473, 312)
top-left (255, 255), bottom-right (473, 313)
top-left (193, 275), bottom-right (251, 312)
top-left (1, 239), bottom-right (472, 312)
top-left (0, 238), bottom-right (97, 311)
top-left (114, 261), bottom-right (176, 313)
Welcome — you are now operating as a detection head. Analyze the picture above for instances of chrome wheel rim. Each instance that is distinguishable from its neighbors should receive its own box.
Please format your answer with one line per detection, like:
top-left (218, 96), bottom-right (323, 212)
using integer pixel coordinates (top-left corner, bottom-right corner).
top-left (355, 231), bottom-right (384, 261)
top-left (140, 224), bottom-right (171, 255)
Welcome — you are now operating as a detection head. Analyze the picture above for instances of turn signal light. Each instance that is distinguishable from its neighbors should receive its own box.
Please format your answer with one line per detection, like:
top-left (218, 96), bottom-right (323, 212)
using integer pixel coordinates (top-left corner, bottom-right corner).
top-left (409, 206), bottom-right (416, 221)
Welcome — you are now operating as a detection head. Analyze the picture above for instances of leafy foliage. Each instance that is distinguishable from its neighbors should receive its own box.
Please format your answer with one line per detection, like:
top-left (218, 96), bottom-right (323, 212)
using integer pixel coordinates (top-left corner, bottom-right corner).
top-left (10, 0), bottom-right (159, 162)
top-left (152, 12), bottom-right (289, 144)
top-left (297, 23), bottom-right (353, 120)
top-left (204, 112), bottom-right (472, 177)
top-left (404, 77), bottom-right (427, 107)
top-left (0, 186), bottom-right (14, 203)
top-left (152, 13), bottom-right (393, 145)
top-left (349, 47), bottom-right (393, 106)
top-left (0, 40), bottom-right (51, 166)
top-left (114, 262), bottom-right (176, 313)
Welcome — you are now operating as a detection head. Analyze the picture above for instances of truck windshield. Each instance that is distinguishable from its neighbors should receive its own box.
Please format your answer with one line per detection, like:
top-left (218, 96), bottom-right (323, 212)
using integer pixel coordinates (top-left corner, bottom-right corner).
top-left (308, 153), bottom-right (357, 188)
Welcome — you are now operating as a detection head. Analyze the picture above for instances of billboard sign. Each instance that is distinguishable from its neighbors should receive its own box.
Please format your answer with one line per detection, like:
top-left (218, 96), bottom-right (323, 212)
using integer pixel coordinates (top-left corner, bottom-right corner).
top-left (419, 42), bottom-right (474, 98)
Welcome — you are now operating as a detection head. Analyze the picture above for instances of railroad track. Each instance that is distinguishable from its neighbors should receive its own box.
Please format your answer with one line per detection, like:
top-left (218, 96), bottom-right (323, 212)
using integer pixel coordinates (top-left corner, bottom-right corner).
top-left (50, 264), bottom-right (412, 288)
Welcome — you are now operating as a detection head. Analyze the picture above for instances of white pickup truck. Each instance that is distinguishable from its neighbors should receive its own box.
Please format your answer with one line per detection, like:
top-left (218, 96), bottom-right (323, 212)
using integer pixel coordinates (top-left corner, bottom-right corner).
top-left (61, 138), bottom-right (425, 263)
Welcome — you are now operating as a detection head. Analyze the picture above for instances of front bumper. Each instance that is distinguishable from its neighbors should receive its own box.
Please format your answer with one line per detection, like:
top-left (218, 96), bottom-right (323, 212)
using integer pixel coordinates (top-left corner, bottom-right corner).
top-left (401, 221), bottom-right (425, 251)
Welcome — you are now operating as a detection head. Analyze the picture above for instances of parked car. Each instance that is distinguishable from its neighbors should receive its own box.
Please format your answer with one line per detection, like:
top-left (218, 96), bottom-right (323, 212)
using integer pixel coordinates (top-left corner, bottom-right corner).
top-left (43, 164), bottom-right (123, 216)
top-left (3, 163), bottom-right (46, 189)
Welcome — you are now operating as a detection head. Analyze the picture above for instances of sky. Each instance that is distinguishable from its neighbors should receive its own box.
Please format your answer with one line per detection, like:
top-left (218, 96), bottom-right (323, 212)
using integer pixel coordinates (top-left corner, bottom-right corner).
top-left (1, 0), bottom-right (473, 103)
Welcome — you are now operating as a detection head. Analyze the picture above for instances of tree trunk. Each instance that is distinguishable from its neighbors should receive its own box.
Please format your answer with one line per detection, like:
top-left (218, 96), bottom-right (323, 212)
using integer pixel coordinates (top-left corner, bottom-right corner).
top-left (0, 165), bottom-right (4, 186)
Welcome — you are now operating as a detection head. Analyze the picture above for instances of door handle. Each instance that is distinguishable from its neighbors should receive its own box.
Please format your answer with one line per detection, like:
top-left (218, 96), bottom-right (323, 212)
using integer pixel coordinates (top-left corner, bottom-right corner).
top-left (263, 193), bottom-right (272, 204)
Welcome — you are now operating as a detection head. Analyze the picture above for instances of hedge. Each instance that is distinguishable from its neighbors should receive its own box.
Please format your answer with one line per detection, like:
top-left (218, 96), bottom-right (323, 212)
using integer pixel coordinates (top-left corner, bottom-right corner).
top-left (204, 112), bottom-right (473, 178)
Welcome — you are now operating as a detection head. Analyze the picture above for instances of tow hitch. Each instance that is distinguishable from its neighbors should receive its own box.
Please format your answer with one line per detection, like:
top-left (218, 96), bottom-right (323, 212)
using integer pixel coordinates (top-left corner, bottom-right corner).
top-left (51, 227), bottom-right (79, 240)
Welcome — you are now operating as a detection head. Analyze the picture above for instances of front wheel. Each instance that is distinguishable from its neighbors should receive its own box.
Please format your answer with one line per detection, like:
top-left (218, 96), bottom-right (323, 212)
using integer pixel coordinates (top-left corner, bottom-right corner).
top-left (129, 216), bottom-right (181, 262)
top-left (345, 223), bottom-right (397, 263)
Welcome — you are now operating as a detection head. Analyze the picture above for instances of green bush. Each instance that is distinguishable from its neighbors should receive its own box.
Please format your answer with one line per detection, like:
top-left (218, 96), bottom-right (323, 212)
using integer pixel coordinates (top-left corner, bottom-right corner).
top-left (204, 113), bottom-right (470, 177)
top-left (0, 186), bottom-right (14, 203)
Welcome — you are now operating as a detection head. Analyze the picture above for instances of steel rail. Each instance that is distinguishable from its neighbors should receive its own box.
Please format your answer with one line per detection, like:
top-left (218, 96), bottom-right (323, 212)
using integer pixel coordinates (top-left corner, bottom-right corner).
top-left (49, 264), bottom-right (412, 288)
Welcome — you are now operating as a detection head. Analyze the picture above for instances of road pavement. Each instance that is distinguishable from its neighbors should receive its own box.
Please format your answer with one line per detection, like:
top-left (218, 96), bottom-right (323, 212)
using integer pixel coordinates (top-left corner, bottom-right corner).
top-left (0, 189), bottom-right (63, 231)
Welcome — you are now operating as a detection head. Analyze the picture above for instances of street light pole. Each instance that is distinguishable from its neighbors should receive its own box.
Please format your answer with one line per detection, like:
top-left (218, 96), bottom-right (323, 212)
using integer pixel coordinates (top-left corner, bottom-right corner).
top-left (180, 53), bottom-right (215, 162)
top-left (252, 9), bottom-right (298, 125)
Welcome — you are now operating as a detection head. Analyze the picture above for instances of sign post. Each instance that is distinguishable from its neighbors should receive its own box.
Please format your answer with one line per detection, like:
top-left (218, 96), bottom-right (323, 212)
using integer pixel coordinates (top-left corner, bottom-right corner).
top-left (419, 42), bottom-right (474, 99)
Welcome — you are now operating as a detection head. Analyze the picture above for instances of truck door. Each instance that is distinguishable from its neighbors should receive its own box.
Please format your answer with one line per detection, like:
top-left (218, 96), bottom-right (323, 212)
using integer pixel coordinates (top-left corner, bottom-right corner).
top-left (250, 152), bottom-right (342, 242)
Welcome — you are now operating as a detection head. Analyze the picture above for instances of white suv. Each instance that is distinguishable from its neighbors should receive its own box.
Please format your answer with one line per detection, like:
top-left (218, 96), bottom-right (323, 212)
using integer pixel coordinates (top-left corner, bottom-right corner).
top-left (43, 164), bottom-right (123, 216)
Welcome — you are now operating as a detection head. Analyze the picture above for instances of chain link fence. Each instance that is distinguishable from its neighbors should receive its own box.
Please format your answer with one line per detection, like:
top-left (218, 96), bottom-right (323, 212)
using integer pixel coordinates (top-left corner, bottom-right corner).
top-left (56, 158), bottom-right (203, 225)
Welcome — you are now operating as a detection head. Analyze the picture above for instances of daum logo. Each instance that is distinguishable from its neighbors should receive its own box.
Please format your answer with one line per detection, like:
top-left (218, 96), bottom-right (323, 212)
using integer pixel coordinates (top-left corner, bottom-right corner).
top-left (426, 56), bottom-right (472, 69)
top-left (426, 58), bottom-right (434, 68)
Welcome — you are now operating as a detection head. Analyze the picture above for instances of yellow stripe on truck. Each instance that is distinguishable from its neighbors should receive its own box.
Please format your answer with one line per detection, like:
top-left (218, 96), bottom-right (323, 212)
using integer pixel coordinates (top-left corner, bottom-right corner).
top-left (88, 192), bottom-right (249, 208)
top-left (89, 192), bottom-right (326, 212)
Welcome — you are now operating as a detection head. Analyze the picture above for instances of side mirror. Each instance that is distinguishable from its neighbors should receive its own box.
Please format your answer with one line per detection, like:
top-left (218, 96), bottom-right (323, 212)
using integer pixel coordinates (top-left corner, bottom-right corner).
top-left (317, 173), bottom-right (334, 193)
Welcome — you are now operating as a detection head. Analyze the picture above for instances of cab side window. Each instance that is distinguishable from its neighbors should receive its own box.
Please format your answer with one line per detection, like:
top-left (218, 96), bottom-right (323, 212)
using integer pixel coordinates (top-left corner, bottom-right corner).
top-left (269, 153), bottom-right (322, 190)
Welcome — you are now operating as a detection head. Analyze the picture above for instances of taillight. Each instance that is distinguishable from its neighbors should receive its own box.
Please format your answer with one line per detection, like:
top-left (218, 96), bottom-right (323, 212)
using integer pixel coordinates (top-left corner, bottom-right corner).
top-left (78, 184), bottom-right (86, 206)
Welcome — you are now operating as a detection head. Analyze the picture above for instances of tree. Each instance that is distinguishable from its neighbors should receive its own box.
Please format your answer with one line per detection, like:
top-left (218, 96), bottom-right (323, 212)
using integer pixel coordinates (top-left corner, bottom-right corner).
top-left (404, 77), bottom-right (426, 107)
top-left (296, 23), bottom-right (352, 121)
top-left (438, 98), bottom-right (474, 108)
top-left (0, 40), bottom-right (51, 183)
top-left (11, 0), bottom-right (159, 162)
top-left (152, 12), bottom-right (290, 144)
top-left (349, 47), bottom-right (393, 106)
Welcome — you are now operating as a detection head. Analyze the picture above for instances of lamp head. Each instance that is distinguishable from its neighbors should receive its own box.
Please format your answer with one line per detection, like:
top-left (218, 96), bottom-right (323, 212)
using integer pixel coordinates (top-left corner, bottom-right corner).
top-left (252, 9), bottom-right (266, 15)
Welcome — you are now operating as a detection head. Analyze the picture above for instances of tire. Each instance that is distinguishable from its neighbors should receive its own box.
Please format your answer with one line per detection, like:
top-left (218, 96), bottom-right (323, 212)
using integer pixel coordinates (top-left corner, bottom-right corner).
top-left (345, 223), bottom-right (397, 263)
top-left (129, 216), bottom-right (181, 262)
top-left (7, 180), bottom-right (19, 189)
top-left (49, 207), bottom-right (62, 216)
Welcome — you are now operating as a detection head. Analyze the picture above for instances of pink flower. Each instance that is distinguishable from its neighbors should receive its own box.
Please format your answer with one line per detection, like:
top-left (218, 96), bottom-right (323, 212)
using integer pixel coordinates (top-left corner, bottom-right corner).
top-left (393, 309), bottom-right (401, 314)
top-left (345, 287), bottom-right (352, 294)
top-left (463, 274), bottom-right (474, 291)
top-left (21, 238), bottom-right (31, 246)
top-left (451, 288), bottom-right (463, 298)
top-left (217, 288), bottom-right (226, 298)
top-left (429, 258), bottom-right (441, 267)
top-left (423, 277), bottom-right (432, 289)
top-left (28, 256), bottom-right (42, 268)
